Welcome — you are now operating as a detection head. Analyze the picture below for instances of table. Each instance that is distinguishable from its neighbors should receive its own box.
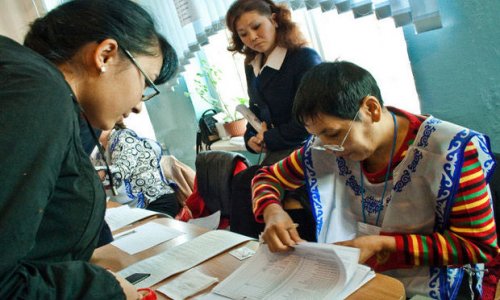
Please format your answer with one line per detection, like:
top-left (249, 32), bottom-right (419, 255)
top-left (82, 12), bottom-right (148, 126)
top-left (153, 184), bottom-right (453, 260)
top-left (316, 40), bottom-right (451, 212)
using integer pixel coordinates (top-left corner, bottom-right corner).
top-left (91, 217), bottom-right (405, 299)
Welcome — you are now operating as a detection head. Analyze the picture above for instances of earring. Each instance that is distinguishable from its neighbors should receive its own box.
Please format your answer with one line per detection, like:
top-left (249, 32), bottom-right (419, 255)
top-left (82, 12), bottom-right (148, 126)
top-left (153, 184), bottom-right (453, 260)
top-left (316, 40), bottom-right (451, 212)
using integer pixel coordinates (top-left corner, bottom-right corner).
top-left (100, 66), bottom-right (107, 74)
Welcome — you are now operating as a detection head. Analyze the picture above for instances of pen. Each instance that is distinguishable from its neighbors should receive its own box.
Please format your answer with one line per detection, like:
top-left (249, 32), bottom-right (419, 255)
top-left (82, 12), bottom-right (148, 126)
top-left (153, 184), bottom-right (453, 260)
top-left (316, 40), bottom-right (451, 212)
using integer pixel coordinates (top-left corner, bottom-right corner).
top-left (114, 230), bottom-right (136, 240)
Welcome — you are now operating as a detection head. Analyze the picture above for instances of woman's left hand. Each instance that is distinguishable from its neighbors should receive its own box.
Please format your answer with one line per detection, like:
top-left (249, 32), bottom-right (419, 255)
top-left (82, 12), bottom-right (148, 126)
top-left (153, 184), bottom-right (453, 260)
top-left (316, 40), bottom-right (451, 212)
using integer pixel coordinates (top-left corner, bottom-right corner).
top-left (255, 121), bottom-right (268, 144)
top-left (335, 235), bottom-right (396, 264)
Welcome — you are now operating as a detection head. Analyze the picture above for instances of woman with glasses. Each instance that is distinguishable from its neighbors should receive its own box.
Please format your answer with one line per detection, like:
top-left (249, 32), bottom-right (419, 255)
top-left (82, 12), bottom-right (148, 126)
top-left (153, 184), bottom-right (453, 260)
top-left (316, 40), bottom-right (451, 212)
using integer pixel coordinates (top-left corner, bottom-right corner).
top-left (225, 0), bottom-right (322, 239)
top-left (0, 0), bottom-right (177, 299)
top-left (252, 61), bottom-right (498, 299)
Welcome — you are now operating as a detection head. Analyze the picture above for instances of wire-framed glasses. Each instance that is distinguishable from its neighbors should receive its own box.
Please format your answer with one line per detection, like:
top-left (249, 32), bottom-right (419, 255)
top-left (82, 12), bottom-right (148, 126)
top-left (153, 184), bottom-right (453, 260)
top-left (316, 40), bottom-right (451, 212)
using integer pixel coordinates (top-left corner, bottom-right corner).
top-left (122, 49), bottom-right (160, 102)
top-left (312, 110), bottom-right (360, 152)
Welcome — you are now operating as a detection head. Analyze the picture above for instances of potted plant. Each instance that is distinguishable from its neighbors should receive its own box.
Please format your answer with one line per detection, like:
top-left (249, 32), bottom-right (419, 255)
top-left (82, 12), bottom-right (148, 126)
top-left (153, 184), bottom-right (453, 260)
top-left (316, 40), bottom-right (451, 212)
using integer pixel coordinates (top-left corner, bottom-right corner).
top-left (186, 60), bottom-right (248, 137)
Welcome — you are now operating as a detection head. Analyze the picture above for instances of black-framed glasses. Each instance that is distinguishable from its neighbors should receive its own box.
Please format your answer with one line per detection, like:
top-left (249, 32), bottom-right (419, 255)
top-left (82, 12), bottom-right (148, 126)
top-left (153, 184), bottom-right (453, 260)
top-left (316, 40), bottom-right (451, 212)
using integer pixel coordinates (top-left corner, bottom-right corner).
top-left (122, 49), bottom-right (160, 102)
top-left (312, 110), bottom-right (360, 152)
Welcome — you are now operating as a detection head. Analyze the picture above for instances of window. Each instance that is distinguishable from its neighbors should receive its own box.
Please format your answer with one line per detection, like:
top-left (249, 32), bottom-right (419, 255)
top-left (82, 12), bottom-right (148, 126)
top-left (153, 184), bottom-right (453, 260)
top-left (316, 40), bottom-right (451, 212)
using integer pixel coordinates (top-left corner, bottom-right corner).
top-left (187, 6), bottom-right (420, 117)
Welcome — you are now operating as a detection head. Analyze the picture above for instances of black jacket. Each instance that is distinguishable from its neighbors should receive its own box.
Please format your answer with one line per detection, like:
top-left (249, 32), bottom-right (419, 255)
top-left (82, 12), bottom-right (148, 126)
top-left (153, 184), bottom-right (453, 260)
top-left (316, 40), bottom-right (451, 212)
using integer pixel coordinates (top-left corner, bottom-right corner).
top-left (0, 36), bottom-right (123, 299)
top-left (244, 47), bottom-right (322, 152)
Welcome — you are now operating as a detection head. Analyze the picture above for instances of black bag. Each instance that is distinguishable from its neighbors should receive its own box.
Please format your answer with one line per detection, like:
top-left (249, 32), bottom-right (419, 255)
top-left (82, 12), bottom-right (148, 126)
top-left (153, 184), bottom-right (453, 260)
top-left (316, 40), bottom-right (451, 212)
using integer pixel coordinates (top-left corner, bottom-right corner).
top-left (196, 109), bottom-right (220, 153)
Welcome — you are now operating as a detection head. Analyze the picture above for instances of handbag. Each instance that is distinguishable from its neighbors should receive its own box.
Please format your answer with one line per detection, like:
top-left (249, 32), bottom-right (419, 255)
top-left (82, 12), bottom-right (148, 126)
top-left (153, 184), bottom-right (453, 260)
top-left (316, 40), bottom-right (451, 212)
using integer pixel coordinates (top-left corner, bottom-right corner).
top-left (196, 109), bottom-right (220, 153)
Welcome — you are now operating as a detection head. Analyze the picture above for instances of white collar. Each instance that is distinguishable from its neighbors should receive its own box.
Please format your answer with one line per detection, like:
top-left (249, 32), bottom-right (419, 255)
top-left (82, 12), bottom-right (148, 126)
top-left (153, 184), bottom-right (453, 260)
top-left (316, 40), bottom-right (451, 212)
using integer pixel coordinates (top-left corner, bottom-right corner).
top-left (250, 46), bottom-right (287, 76)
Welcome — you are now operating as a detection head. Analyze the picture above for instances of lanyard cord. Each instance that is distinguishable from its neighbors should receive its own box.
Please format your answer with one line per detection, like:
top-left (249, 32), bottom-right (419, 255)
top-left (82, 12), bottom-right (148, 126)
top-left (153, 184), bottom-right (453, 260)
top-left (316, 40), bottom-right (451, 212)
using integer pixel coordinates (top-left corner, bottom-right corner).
top-left (360, 111), bottom-right (398, 226)
top-left (84, 115), bottom-right (118, 196)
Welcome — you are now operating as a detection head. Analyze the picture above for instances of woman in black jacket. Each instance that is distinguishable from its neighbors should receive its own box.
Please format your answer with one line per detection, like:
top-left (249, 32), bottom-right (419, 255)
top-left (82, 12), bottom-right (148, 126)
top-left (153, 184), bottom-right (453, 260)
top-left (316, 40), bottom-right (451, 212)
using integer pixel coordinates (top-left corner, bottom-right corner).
top-left (0, 0), bottom-right (177, 298)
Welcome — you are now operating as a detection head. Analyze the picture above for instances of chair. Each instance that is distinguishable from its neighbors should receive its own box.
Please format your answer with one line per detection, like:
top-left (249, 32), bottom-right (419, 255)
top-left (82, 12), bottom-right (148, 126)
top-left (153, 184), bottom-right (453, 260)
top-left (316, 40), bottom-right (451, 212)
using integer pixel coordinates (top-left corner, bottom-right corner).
top-left (185, 151), bottom-right (249, 228)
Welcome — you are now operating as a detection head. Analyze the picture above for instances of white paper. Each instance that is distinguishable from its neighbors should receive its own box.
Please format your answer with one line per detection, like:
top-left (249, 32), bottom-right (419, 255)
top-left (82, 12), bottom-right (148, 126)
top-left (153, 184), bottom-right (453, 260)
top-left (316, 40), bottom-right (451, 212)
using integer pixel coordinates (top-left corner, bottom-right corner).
top-left (229, 245), bottom-right (255, 261)
top-left (118, 230), bottom-right (254, 288)
top-left (156, 268), bottom-right (218, 300)
top-left (213, 242), bottom-right (371, 300)
top-left (196, 292), bottom-right (232, 300)
top-left (236, 104), bottom-right (262, 132)
top-left (188, 211), bottom-right (221, 230)
top-left (111, 222), bottom-right (184, 255)
top-left (105, 206), bottom-right (166, 231)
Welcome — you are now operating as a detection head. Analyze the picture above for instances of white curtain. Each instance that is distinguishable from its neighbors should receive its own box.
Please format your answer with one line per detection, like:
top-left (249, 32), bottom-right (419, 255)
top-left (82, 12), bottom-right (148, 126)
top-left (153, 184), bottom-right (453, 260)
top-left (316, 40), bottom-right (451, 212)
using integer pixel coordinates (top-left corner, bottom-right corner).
top-left (39, 0), bottom-right (441, 75)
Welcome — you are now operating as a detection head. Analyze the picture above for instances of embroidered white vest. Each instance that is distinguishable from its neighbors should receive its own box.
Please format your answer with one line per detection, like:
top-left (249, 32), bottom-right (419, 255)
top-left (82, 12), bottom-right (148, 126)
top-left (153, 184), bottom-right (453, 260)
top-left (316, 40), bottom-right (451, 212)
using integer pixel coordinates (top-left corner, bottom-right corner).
top-left (303, 116), bottom-right (496, 299)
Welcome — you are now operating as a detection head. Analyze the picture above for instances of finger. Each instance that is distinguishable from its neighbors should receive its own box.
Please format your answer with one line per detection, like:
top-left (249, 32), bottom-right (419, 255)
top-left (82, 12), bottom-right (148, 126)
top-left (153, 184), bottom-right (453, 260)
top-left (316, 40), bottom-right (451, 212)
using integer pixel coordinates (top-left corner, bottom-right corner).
top-left (334, 240), bottom-right (352, 247)
top-left (275, 226), bottom-right (297, 248)
top-left (263, 229), bottom-right (289, 253)
top-left (287, 227), bottom-right (303, 244)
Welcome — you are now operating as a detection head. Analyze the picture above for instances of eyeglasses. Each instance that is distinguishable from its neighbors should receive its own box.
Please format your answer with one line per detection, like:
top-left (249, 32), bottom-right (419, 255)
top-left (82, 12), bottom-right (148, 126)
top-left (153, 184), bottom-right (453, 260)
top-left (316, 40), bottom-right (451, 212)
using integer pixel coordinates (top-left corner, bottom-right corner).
top-left (312, 110), bottom-right (360, 152)
top-left (122, 49), bottom-right (160, 102)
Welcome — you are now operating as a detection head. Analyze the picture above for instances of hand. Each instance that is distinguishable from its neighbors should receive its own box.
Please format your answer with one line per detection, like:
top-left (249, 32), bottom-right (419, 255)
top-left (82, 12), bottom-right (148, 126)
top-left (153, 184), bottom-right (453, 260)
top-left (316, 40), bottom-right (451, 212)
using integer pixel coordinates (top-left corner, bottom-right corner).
top-left (255, 121), bottom-right (268, 142)
top-left (335, 235), bottom-right (396, 264)
top-left (97, 170), bottom-right (107, 181)
top-left (248, 136), bottom-right (265, 153)
top-left (108, 270), bottom-right (143, 300)
top-left (261, 203), bottom-right (304, 252)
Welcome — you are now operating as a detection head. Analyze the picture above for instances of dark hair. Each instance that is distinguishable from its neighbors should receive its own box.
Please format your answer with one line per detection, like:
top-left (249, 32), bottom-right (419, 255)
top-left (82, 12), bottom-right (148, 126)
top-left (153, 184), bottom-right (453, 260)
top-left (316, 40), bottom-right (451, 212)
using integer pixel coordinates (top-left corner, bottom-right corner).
top-left (226, 0), bottom-right (307, 64)
top-left (24, 0), bottom-right (177, 84)
top-left (293, 61), bottom-right (384, 125)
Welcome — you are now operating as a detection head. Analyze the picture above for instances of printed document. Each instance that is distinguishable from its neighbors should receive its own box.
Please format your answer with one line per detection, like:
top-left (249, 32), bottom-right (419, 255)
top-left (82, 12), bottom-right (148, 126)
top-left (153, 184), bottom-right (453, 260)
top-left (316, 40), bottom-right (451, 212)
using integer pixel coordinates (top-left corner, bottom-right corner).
top-left (118, 230), bottom-right (253, 288)
top-left (212, 242), bottom-right (375, 300)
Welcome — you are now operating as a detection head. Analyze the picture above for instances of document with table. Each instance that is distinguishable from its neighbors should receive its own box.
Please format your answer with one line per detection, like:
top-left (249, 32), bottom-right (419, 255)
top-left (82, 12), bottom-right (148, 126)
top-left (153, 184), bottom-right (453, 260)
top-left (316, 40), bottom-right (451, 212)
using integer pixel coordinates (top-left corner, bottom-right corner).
top-left (118, 230), bottom-right (253, 288)
top-left (92, 217), bottom-right (405, 299)
top-left (210, 242), bottom-right (375, 300)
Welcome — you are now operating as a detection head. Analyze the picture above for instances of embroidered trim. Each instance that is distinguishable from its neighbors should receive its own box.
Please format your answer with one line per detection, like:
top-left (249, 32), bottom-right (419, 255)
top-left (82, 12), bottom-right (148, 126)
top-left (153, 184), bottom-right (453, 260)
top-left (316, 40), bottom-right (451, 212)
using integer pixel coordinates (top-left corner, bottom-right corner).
top-left (417, 118), bottom-right (440, 147)
top-left (393, 149), bottom-right (423, 192)
top-left (304, 141), bottom-right (324, 237)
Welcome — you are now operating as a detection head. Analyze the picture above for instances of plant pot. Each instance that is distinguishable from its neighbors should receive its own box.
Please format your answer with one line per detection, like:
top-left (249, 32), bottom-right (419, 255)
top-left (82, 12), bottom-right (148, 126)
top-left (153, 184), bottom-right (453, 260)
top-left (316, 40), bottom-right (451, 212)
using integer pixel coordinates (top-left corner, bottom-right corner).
top-left (223, 119), bottom-right (247, 137)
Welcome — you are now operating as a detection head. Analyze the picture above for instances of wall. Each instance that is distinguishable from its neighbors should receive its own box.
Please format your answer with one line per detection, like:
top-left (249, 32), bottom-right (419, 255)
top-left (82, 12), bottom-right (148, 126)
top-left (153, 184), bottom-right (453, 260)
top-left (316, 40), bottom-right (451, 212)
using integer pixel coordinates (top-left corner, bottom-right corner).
top-left (0, 0), bottom-right (42, 43)
top-left (403, 0), bottom-right (500, 153)
top-left (146, 78), bottom-right (198, 169)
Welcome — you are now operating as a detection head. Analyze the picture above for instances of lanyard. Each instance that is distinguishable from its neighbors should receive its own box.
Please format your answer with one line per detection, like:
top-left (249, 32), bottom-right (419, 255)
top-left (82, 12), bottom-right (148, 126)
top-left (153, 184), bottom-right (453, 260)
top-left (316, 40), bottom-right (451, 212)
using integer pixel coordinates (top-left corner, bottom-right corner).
top-left (84, 114), bottom-right (118, 196)
top-left (360, 111), bottom-right (397, 226)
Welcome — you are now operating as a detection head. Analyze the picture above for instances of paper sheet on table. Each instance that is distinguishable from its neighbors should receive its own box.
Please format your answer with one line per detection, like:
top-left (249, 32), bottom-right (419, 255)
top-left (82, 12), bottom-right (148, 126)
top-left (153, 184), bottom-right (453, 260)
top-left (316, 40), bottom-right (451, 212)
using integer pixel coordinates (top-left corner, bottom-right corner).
top-left (156, 268), bottom-right (218, 300)
top-left (111, 222), bottom-right (184, 255)
top-left (212, 242), bottom-right (369, 300)
top-left (105, 206), bottom-right (166, 231)
top-left (118, 230), bottom-right (254, 288)
top-left (188, 211), bottom-right (221, 230)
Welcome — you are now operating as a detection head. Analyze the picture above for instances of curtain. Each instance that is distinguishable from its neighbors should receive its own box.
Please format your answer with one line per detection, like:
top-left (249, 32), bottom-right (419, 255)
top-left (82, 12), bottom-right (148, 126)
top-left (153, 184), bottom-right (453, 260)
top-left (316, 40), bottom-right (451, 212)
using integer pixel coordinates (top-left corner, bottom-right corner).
top-left (141, 0), bottom-right (441, 79)
top-left (39, 0), bottom-right (441, 77)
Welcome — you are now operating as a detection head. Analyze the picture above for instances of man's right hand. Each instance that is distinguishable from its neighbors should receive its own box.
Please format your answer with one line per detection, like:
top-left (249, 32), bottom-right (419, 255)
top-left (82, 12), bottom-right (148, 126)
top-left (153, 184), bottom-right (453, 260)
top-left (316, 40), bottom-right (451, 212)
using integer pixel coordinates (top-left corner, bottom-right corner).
top-left (261, 204), bottom-right (303, 253)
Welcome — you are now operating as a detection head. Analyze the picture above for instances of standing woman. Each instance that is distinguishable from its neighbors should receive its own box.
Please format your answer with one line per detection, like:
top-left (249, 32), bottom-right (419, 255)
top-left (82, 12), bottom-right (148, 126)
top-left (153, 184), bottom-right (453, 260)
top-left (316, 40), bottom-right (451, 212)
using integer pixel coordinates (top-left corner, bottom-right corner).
top-left (226, 0), bottom-right (322, 159)
top-left (225, 0), bottom-right (322, 238)
top-left (0, 0), bottom-right (177, 299)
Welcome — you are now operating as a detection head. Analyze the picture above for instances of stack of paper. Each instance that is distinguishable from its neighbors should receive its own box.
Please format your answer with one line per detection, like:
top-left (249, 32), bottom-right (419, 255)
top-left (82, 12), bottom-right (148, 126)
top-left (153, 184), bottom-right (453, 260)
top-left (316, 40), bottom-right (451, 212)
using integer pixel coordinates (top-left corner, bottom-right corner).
top-left (211, 242), bottom-right (375, 300)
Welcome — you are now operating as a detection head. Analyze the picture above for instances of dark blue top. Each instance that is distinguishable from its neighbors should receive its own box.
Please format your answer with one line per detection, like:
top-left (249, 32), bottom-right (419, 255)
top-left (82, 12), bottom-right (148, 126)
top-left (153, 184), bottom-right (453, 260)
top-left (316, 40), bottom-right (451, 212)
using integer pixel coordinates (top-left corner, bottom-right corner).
top-left (244, 47), bottom-right (322, 152)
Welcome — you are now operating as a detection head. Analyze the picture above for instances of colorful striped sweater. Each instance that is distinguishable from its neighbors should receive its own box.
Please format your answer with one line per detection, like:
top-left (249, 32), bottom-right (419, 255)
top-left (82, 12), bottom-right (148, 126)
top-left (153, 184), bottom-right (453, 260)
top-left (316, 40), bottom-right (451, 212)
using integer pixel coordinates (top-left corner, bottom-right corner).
top-left (252, 108), bottom-right (498, 269)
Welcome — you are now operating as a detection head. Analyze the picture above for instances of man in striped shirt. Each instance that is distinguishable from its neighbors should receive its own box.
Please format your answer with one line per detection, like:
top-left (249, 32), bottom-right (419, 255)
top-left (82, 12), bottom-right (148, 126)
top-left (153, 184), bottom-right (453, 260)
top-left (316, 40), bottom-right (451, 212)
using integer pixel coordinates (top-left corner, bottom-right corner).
top-left (252, 61), bottom-right (498, 299)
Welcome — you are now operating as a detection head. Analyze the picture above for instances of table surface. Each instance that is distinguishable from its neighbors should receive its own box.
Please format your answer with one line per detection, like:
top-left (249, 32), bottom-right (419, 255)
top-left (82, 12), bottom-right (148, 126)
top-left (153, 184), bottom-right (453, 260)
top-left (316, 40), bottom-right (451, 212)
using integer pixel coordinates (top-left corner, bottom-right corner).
top-left (91, 217), bottom-right (405, 300)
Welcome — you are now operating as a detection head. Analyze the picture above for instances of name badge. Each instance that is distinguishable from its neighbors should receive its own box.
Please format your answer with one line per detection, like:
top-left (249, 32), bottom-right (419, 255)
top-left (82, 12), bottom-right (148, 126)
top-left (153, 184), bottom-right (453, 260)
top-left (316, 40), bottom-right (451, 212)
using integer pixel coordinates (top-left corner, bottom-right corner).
top-left (357, 221), bottom-right (381, 237)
